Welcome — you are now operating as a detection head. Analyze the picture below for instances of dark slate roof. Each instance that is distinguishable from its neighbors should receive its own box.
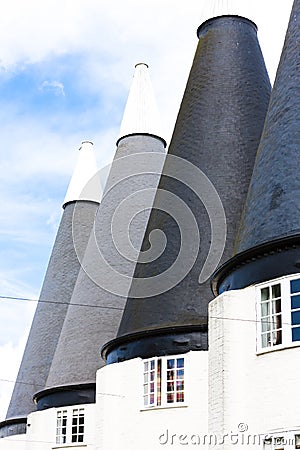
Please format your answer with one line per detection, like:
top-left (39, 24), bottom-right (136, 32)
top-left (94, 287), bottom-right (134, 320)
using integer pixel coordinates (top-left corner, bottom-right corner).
top-left (5, 200), bottom-right (99, 421)
top-left (213, 0), bottom-right (300, 294)
top-left (236, 1), bottom-right (300, 251)
top-left (35, 134), bottom-right (166, 407)
top-left (103, 15), bottom-right (271, 363)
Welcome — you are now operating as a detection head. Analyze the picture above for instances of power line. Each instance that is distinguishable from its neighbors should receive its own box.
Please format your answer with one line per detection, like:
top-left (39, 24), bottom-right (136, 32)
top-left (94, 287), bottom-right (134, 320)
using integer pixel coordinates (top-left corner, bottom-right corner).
top-left (0, 293), bottom-right (294, 326)
top-left (0, 295), bottom-right (124, 311)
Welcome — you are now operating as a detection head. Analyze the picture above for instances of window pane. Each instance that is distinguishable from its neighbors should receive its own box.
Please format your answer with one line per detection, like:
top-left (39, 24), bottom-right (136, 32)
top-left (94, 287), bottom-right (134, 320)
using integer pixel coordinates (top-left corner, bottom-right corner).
top-left (150, 382), bottom-right (154, 392)
top-left (261, 332), bottom-right (270, 348)
top-left (167, 359), bottom-right (175, 369)
top-left (167, 382), bottom-right (174, 392)
top-left (261, 302), bottom-right (270, 317)
top-left (272, 330), bottom-right (282, 345)
top-left (167, 393), bottom-right (174, 403)
top-left (144, 373), bottom-right (148, 383)
top-left (295, 434), bottom-right (300, 448)
top-left (272, 300), bottom-right (281, 314)
top-left (261, 287), bottom-right (269, 301)
top-left (176, 381), bottom-right (184, 390)
top-left (176, 391), bottom-right (184, 402)
top-left (291, 279), bottom-right (300, 294)
top-left (144, 362), bottom-right (148, 371)
top-left (292, 311), bottom-right (300, 326)
top-left (177, 358), bottom-right (184, 368)
top-left (292, 326), bottom-right (300, 341)
top-left (291, 294), bottom-right (300, 310)
top-left (272, 284), bottom-right (281, 298)
top-left (167, 370), bottom-right (174, 380)
top-left (150, 360), bottom-right (155, 370)
top-left (275, 315), bottom-right (282, 329)
top-left (78, 435), bottom-right (84, 442)
top-left (150, 371), bottom-right (155, 381)
top-left (261, 318), bottom-right (271, 332)
top-left (177, 369), bottom-right (184, 379)
top-left (144, 385), bottom-right (148, 394)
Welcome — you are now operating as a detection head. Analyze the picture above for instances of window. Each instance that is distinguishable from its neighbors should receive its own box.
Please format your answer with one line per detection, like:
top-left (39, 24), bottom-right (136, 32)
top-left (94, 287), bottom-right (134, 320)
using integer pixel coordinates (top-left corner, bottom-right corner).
top-left (143, 356), bottom-right (185, 408)
top-left (259, 283), bottom-right (282, 348)
top-left (290, 279), bottom-right (300, 341)
top-left (257, 275), bottom-right (300, 351)
top-left (56, 410), bottom-right (67, 444)
top-left (72, 409), bottom-right (84, 443)
top-left (55, 408), bottom-right (85, 445)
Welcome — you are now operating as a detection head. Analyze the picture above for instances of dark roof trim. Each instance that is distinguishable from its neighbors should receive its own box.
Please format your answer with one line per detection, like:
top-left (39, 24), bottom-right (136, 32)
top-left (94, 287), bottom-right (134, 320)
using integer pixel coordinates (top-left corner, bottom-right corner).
top-left (116, 133), bottom-right (167, 148)
top-left (102, 325), bottom-right (208, 364)
top-left (197, 15), bottom-right (257, 38)
top-left (212, 234), bottom-right (300, 296)
top-left (33, 383), bottom-right (96, 411)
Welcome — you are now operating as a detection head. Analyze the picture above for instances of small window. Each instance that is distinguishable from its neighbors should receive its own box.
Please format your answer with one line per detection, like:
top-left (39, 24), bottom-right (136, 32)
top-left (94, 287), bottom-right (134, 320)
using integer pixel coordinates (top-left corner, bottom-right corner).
top-left (143, 356), bottom-right (185, 408)
top-left (72, 408), bottom-right (85, 443)
top-left (56, 408), bottom-right (84, 445)
top-left (290, 280), bottom-right (300, 342)
top-left (257, 275), bottom-right (300, 352)
top-left (56, 410), bottom-right (67, 444)
top-left (259, 283), bottom-right (282, 348)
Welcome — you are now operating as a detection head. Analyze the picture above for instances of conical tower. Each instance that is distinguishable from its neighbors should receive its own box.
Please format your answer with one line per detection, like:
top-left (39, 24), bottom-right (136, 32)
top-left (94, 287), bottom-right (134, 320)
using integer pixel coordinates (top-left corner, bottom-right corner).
top-left (0, 142), bottom-right (101, 438)
top-left (103, 15), bottom-right (271, 363)
top-left (213, 0), bottom-right (300, 295)
top-left (33, 63), bottom-right (166, 410)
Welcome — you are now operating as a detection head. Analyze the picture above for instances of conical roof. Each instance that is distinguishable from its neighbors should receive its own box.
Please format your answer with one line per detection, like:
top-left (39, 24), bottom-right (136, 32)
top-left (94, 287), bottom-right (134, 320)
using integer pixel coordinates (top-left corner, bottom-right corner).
top-left (213, 0), bottom-right (300, 294)
top-left (118, 63), bottom-right (165, 142)
top-left (63, 141), bottom-right (102, 206)
top-left (2, 143), bottom-right (101, 436)
top-left (103, 15), bottom-right (271, 363)
top-left (34, 65), bottom-right (166, 410)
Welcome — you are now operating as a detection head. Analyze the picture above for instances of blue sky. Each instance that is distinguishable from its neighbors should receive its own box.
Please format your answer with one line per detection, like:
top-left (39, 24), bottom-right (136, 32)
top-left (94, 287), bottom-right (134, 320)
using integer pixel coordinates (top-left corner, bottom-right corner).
top-left (0, 0), bottom-right (294, 419)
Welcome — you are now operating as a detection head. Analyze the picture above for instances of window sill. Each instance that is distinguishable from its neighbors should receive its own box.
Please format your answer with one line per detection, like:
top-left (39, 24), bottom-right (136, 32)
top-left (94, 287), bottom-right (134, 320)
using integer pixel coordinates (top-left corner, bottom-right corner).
top-left (257, 341), bottom-right (300, 355)
top-left (140, 404), bottom-right (188, 412)
top-left (52, 444), bottom-right (87, 449)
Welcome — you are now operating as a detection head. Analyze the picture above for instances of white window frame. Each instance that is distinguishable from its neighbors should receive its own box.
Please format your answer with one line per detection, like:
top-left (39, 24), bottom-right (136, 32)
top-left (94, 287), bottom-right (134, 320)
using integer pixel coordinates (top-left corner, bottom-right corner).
top-left (56, 409), bottom-right (67, 444)
top-left (55, 407), bottom-right (85, 445)
top-left (142, 355), bottom-right (186, 409)
top-left (256, 274), bottom-right (300, 353)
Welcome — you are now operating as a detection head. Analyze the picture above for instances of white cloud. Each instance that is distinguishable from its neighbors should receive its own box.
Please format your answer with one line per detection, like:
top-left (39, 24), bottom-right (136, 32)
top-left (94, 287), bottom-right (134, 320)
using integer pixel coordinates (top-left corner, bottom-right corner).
top-left (39, 80), bottom-right (65, 96)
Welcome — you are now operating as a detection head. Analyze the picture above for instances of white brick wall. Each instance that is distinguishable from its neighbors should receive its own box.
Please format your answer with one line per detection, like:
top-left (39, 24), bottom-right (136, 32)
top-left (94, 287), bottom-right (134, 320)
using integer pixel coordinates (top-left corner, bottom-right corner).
top-left (95, 351), bottom-right (208, 450)
top-left (209, 282), bottom-right (300, 449)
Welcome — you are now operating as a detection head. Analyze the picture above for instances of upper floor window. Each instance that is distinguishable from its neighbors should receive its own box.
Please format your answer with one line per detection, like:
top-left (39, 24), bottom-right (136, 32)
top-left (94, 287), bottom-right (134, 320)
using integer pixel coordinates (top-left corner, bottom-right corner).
top-left (143, 356), bottom-right (185, 408)
top-left (257, 275), bottom-right (300, 352)
top-left (55, 408), bottom-right (85, 445)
